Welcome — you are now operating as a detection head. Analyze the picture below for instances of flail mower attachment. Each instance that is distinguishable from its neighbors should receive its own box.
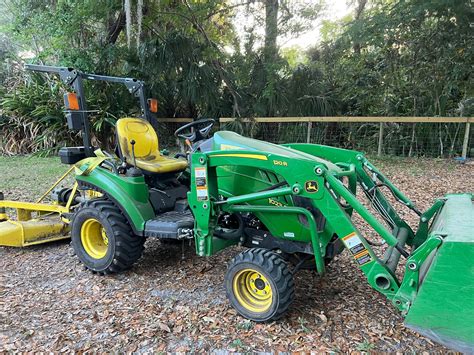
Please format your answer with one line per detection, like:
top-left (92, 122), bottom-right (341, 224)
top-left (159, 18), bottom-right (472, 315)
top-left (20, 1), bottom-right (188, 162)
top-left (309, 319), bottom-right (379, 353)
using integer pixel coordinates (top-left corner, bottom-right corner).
top-left (0, 167), bottom-right (77, 247)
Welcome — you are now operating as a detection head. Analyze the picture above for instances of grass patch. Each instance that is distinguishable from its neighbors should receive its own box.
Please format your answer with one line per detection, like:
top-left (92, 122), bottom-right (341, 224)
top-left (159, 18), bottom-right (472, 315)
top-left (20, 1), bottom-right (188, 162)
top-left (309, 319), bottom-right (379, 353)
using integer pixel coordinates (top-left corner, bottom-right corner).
top-left (356, 340), bottom-right (375, 351)
top-left (0, 155), bottom-right (69, 199)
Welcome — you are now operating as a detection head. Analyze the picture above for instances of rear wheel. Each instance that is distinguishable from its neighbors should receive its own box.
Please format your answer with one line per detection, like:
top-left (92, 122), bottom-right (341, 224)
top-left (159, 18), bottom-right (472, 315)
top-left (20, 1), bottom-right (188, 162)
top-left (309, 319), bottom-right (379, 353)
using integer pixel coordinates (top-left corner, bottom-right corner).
top-left (225, 248), bottom-right (295, 322)
top-left (71, 198), bottom-right (144, 274)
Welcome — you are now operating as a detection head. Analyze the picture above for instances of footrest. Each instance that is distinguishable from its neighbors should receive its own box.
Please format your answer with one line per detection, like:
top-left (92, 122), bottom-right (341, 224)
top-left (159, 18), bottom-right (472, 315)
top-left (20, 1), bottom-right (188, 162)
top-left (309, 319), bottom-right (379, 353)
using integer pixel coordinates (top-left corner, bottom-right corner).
top-left (144, 210), bottom-right (194, 239)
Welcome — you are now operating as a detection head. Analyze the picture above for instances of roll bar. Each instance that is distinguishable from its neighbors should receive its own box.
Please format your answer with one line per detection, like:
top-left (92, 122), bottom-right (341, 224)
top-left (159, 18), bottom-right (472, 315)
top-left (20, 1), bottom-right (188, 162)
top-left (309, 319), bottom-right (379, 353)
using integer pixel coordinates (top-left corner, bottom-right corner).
top-left (25, 64), bottom-right (153, 157)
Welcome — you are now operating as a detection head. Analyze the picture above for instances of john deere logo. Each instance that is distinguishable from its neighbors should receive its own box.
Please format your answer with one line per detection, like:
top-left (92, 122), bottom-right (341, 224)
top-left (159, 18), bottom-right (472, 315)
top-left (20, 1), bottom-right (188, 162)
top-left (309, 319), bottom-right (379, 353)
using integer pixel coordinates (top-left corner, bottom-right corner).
top-left (305, 180), bottom-right (318, 193)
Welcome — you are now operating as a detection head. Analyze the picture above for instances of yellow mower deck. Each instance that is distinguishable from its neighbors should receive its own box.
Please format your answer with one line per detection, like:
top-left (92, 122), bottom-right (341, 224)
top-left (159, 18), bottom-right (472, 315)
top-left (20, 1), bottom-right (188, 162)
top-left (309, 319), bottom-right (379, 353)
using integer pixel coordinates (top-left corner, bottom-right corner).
top-left (0, 200), bottom-right (70, 247)
top-left (0, 218), bottom-right (69, 247)
top-left (0, 166), bottom-right (76, 247)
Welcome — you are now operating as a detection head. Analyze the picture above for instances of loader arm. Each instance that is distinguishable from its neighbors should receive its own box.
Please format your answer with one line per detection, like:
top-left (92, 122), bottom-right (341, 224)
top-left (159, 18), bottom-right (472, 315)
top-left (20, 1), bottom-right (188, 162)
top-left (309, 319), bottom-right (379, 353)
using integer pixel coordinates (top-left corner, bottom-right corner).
top-left (189, 149), bottom-right (409, 299)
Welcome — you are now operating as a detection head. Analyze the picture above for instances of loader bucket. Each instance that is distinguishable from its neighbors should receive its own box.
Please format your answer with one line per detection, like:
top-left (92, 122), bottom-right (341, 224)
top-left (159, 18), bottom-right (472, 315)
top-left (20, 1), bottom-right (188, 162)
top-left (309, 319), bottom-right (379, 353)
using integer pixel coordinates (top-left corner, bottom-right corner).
top-left (404, 194), bottom-right (474, 352)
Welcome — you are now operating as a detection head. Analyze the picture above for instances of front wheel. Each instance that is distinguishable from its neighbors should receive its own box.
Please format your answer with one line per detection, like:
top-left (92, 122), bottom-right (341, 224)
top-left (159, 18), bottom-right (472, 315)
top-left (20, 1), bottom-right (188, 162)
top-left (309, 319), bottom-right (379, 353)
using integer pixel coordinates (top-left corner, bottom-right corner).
top-left (225, 248), bottom-right (295, 322)
top-left (71, 198), bottom-right (144, 274)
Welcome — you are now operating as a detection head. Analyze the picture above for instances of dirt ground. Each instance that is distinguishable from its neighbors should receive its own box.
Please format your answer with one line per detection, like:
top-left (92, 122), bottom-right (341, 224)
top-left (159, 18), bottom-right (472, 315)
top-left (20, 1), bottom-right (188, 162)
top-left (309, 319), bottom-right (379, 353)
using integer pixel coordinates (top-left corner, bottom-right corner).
top-left (1, 156), bottom-right (472, 352)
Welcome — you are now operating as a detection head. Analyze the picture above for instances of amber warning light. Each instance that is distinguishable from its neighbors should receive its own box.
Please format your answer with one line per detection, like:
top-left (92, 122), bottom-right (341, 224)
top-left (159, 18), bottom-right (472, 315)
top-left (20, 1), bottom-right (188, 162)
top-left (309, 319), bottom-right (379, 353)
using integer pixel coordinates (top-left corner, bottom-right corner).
top-left (148, 98), bottom-right (158, 113)
top-left (64, 92), bottom-right (80, 110)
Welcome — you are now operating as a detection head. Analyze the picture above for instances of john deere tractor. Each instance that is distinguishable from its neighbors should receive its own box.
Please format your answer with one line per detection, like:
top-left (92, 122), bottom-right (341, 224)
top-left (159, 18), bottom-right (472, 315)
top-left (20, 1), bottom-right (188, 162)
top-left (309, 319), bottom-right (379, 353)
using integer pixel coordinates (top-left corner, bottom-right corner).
top-left (1, 65), bottom-right (472, 352)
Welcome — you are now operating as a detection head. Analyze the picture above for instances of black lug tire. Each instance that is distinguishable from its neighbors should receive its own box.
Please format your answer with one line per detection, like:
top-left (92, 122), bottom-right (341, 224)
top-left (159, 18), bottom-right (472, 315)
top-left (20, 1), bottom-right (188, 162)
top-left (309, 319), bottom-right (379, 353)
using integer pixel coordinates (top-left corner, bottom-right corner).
top-left (225, 248), bottom-right (295, 322)
top-left (71, 198), bottom-right (144, 274)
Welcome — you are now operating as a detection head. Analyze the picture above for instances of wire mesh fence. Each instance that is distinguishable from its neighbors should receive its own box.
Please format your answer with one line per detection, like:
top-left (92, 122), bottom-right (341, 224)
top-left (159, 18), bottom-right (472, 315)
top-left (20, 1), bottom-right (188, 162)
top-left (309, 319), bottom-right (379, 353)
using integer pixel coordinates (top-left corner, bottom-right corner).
top-left (156, 117), bottom-right (472, 158)
top-left (156, 121), bottom-right (183, 147)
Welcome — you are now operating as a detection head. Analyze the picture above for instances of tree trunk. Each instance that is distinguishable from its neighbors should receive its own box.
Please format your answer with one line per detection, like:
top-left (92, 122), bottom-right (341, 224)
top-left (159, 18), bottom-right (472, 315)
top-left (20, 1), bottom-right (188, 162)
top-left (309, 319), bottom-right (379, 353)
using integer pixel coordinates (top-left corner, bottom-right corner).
top-left (264, 0), bottom-right (279, 116)
top-left (264, 0), bottom-right (279, 65)
top-left (353, 0), bottom-right (367, 54)
top-left (106, 11), bottom-right (126, 45)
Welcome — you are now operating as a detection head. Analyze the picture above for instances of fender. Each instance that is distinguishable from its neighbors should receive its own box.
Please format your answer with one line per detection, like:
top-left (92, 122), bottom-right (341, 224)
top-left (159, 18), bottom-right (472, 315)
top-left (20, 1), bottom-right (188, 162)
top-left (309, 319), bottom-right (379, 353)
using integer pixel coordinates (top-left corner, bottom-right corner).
top-left (75, 164), bottom-right (154, 235)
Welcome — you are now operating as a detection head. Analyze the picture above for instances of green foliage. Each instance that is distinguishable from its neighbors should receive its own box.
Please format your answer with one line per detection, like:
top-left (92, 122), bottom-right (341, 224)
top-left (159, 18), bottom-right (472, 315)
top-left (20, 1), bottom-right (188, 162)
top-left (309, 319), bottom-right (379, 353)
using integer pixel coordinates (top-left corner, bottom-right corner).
top-left (236, 320), bottom-right (253, 331)
top-left (0, 0), bottom-right (471, 157)
top-left (324, 0), bottom-right (472, 117)
top-left (306, 0), bottom-right (472, 156)
top-left (356, 340), bottom-right (375, 352)
top-left (281, 46), bottom-right (308, 68)
top-left (0, 68), bottom-right (75, 154)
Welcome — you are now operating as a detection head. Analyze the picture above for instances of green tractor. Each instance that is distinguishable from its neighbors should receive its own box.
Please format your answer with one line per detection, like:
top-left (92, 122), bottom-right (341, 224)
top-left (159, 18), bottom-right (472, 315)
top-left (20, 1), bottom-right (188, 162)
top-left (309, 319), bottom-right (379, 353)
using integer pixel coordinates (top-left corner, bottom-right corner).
top-left (1, 65), bottom-right (473, 352)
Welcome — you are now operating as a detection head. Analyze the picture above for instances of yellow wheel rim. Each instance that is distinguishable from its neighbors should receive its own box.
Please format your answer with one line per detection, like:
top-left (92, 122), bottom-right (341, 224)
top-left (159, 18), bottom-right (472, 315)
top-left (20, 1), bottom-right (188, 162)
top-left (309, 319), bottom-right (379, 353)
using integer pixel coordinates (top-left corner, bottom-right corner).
top-left (233, 269), bottom-right (273, 313)
top-left (80, 218), bottom-right (108, 259)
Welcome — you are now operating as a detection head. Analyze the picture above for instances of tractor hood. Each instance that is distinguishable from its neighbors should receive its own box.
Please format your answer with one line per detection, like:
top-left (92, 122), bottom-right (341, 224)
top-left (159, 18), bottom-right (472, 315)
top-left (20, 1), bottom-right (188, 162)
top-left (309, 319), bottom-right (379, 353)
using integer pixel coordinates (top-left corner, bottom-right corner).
top-left (212, 131), bottom-right (343, 173)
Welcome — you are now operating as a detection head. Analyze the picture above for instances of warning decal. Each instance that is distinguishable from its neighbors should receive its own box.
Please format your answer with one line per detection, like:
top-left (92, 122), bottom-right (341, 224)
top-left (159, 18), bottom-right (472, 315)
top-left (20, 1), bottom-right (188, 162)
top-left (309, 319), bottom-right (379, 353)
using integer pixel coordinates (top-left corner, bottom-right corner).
top-left (194, 167), bottom-right (208, 201)
top-left (354, 250), bottom-right (372, 265)
top-left (342, 232), bottom-right (372, 265)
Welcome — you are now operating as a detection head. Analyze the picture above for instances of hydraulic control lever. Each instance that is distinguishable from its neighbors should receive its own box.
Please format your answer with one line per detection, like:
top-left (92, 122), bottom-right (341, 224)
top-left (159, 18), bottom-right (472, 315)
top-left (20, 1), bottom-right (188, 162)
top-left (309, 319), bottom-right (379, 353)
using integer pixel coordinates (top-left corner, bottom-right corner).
top-left (130, 140), bottom-right (138, 167)
top-left (126, 139), bottom-right (142, 177)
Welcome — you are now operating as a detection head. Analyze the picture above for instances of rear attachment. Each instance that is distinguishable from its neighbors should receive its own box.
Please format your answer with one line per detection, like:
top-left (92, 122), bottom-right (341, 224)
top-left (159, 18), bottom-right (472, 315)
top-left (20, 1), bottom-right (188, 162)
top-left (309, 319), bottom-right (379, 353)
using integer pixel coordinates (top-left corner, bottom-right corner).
top-left (404, 194), bottom-right (474, 352)
top-left (0, 167), bottom-right (78, 247)
top-left (0, 198), bottom-right (70, 247)
top-left (0, 218), bottom-right (69, 247)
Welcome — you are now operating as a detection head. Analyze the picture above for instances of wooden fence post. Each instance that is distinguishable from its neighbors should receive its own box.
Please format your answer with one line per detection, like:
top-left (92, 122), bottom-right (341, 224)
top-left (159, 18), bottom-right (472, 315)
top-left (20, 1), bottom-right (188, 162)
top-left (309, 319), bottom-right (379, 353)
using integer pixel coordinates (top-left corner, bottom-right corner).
top-left (462, 121), bottom-right (471, 159)
top-left (306, 121), bottom-right (312, 143)
top-left (377, 122), bottom-right (384, 157)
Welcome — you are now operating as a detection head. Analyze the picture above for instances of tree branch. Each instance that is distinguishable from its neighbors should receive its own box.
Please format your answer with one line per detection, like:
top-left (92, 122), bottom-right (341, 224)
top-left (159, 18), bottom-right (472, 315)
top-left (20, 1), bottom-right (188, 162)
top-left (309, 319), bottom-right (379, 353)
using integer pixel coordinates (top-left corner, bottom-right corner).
top-left (204, 1), bottom-right (254, 20)
top-left (147, 1), bottom-right (242, 116)
top-left (106, 10), bottom-right (126, 45)
top-left (182, 0), bottom-right (241, 117)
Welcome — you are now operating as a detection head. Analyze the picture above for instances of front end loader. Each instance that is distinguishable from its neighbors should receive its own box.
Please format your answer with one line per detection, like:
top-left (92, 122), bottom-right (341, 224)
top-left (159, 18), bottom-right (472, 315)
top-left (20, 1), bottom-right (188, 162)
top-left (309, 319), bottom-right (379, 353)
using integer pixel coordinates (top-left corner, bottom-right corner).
top-left (69, 123), bottom-right (473, 351)
top-left (186, 132), bottom-right (473, 352)
top-left (2, 65), bottom-right (472, 352)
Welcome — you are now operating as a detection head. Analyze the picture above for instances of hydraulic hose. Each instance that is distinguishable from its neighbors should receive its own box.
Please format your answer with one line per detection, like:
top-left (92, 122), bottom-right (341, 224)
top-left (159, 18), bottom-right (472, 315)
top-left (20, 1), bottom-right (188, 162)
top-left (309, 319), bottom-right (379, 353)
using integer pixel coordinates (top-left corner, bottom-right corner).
top-left (213, 213), bottom-right (244, 241)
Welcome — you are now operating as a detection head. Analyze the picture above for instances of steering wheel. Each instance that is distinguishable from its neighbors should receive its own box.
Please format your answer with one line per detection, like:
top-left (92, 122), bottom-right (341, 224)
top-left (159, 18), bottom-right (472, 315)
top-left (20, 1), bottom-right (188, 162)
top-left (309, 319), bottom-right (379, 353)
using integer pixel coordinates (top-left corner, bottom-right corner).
top-left (174, 118), bottom-right (215, 143)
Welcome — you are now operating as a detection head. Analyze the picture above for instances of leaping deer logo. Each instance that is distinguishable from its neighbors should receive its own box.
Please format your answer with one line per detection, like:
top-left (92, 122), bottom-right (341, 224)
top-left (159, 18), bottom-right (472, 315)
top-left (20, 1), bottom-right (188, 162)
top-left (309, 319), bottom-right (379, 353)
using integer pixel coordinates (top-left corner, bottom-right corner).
top-left (305, 180), bottom-right (318, 193)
